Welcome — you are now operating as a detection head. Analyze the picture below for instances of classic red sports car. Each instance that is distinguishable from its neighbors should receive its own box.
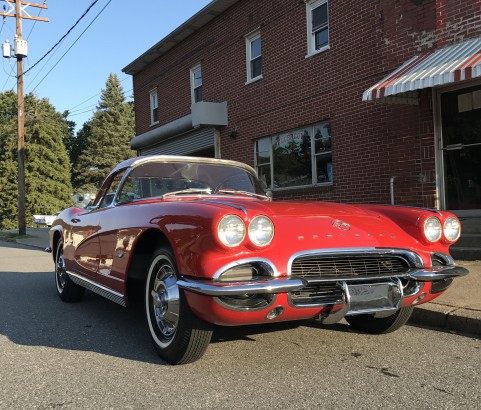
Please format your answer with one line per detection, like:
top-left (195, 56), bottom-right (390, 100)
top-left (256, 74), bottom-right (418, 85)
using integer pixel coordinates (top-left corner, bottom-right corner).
top-left (48, 156), bottom-right (468, 364)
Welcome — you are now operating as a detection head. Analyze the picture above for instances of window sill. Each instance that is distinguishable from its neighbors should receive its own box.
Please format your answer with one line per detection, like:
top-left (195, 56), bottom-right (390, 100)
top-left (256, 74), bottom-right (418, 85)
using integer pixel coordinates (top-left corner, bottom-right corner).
top-left (149, 121), bottom-right (159, 127)
top-left (305, 44), bottom-right (330, 59)
top-left (271, 182), bottom-right (333, 192)
top-left (245, 75), bottom-right (263, 86)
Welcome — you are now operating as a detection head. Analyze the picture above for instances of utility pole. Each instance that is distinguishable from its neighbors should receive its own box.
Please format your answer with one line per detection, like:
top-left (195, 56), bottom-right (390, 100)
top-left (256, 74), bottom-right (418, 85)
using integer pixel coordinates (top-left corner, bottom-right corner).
top-left (0, 1), bottom-right (48, 235)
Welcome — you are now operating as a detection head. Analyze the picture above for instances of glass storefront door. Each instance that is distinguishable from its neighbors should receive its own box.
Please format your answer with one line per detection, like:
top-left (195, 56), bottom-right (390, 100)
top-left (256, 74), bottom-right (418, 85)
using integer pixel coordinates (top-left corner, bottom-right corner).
top-left (440, 84), bottom-right (481, 210)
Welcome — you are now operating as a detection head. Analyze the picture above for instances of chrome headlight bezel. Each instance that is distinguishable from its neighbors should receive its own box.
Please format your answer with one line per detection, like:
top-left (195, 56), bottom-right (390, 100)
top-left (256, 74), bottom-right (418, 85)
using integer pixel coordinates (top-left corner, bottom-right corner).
top-left (217, 214), bottom-right (246, 247)
top-left (424, 216), bottom-right (442, 242)
top-left (443, 216), bottom-right (461, 242)
top-left (248, 215), bottom-right (274, 247)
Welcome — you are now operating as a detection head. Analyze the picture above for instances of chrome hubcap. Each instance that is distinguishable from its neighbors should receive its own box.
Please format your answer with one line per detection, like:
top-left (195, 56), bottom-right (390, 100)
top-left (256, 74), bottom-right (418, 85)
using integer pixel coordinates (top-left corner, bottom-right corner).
top-left (151, 264), bottom-right (180, 340)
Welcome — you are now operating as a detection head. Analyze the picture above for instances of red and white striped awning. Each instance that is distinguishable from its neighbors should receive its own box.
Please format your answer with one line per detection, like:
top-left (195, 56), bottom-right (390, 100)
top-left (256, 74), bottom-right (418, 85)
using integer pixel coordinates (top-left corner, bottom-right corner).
top-left (363, 36), bottom-right (481, 104)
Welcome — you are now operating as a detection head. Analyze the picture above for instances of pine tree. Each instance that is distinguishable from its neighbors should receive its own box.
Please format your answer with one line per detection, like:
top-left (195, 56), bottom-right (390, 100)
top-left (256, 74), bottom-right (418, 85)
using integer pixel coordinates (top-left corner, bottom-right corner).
top-left (73, 73), bottom-right (135, 190)
top-left (0, 92), bottom-right (19, 230)
top-left (0, 91), bottom-right (73, 229)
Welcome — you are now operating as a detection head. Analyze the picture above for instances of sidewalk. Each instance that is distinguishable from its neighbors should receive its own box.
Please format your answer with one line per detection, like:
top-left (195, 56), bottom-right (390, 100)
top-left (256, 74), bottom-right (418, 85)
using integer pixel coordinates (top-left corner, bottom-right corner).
top-left (4, 227), bottom-right (481, 336)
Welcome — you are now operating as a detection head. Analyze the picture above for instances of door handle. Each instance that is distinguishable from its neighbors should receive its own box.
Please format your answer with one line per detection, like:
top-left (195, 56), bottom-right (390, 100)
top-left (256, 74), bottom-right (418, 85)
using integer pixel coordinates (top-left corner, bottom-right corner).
top-left (71, 218), bottom-right (81, 223)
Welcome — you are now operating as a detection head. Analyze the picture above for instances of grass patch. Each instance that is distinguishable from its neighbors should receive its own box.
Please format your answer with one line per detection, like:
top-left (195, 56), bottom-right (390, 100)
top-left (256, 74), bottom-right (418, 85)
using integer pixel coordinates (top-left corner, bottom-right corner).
top-left (0, 231), bottom-right (35, 242)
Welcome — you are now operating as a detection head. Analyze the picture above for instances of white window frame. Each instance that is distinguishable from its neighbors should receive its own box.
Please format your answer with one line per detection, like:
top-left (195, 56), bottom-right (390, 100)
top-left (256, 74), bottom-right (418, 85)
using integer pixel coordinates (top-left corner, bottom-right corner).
top-left (245, 30), bottom-right (262, 84)
top-left (190, 64), bottom-right (203, 104)
top-left (306, 0), bottom-right (330, 57)
top-left (149, 88), bottom-right (159, 126)
top-left (254, 122), bottom-right (332, 190)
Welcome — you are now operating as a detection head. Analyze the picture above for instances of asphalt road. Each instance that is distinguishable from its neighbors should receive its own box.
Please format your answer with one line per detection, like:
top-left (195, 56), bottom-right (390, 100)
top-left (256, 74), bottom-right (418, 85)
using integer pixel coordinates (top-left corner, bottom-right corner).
top-left (1, 242), bottom-right (480, 410)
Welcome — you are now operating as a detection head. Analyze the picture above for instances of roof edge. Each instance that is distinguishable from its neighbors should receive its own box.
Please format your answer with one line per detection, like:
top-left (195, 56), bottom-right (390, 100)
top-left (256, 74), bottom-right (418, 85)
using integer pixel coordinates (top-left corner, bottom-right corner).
top-left (122, 0), bottom-right (239, 75)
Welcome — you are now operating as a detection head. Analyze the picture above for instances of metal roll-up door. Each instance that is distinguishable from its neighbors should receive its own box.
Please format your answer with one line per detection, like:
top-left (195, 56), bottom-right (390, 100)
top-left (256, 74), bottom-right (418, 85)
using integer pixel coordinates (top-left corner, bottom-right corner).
top-left (141, 127), bottom-right (215, 156)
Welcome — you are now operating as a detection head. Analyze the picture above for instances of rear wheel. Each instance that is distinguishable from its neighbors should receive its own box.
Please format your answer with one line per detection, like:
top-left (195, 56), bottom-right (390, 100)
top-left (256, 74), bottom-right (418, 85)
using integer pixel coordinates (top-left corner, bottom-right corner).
top-left (145, 247), bottom-right (212, 365)
top-left (55, 240), bottom-right (84, 302)
top-left (345, 306), bottom-right (414, 334)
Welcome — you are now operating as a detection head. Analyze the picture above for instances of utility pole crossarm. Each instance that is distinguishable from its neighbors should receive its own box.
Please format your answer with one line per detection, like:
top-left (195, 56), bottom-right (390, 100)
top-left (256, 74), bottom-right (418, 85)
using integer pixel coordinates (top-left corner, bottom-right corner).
top-left (0, 0), bottom-right (49, 21)
top-left (21, 1), bottom-right (49, 9)
top-left (0, 12), bottom-right (48, 21)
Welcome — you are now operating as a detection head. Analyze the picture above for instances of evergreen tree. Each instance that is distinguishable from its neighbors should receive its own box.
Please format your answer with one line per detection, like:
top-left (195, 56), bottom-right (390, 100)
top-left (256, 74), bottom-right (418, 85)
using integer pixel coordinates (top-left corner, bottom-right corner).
top-left (0, 91), bottom-right (73, 229)
top-left (73, 73), bottom-right (135, 190)
top-left (0, 92), bottom-right (19, 230)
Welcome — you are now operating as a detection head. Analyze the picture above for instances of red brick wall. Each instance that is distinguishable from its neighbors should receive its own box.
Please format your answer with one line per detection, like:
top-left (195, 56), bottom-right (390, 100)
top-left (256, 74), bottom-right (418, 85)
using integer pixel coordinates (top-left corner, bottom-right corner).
top-left (131, 0), bottom-right (481, 207)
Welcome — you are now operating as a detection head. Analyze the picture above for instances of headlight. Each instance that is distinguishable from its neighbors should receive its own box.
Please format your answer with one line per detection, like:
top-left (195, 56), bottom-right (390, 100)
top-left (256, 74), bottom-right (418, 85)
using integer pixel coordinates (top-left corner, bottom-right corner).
top-left (424, 216), bottom-right (442, 242)
top-left (248, 215), bottom-right (274, 247)
top-left (443, 216), bottom-right (461, 242)
top-left (218, 215), bottom-right (245, 247)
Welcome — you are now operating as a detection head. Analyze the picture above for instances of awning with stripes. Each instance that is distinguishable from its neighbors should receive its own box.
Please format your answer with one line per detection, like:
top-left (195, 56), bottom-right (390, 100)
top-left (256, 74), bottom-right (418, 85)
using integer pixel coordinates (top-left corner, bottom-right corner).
top-left (363, 36), bottom-right (481, 104)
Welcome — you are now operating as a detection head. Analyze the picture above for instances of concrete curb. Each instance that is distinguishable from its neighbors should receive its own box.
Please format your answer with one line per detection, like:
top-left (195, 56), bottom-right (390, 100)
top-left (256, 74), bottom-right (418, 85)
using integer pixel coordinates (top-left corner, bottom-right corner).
top-left (411, 303), bottom-right (481, 336)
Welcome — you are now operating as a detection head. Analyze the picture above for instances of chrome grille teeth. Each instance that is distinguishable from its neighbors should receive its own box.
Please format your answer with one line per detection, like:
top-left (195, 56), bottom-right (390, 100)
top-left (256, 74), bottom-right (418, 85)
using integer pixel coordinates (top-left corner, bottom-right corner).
top-left (292, 255), bottom-right (409, 278)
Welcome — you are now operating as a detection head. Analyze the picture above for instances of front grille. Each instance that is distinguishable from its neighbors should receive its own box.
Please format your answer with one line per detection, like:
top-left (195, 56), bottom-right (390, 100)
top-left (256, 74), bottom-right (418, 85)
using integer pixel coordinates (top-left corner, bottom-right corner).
top-left (291, 254), bottom-right (410, 279)
top-left (290, 283), bottom-right (342, 306)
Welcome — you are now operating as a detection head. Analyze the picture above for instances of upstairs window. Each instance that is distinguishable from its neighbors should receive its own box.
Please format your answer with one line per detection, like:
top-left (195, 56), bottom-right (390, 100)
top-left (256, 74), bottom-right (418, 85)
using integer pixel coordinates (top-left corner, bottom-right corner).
top-left (149, 89), bottom-right (159, 125)
top-left (190, 64), bottom-right (203, 103)
top-left (246, 30), bottom-right (262, 83)
top-left (307, 0), bottom-right (329, 56)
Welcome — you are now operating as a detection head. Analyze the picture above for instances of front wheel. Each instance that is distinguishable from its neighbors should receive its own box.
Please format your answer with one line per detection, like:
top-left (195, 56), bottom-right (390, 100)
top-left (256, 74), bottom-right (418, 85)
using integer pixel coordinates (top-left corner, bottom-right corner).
top-left (145, 247), bottom-right (212, 365)
top-left (345, 306), bottom-right (414, 334)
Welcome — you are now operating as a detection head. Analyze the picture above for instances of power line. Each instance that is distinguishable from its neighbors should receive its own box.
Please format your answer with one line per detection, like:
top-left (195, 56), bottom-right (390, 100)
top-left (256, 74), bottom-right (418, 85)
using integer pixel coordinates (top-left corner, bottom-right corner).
top-left (29, 0), bottom-right (112, 94)
top-left (23, 0), bottom-right (100, 76)
top-left (66, 78), bottom-right (131, 112)
top-left (67, 87), bottom-right (133, 116)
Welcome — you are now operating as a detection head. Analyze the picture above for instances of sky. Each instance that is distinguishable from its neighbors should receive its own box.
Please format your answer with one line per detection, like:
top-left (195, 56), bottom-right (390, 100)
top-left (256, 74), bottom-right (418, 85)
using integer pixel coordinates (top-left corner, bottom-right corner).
top-left (0, 0), bottom-right (211, 132)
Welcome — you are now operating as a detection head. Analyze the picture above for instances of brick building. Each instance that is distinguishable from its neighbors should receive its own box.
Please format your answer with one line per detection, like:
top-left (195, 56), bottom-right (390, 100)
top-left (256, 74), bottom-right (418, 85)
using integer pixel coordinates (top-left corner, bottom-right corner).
top-left (122, 0), bottom-right (481, 220)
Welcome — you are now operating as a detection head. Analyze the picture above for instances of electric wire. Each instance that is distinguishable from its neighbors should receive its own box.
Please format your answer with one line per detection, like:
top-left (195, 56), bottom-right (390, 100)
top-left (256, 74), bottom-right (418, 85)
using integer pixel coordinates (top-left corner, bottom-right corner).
top-left (29, 0), bottom-right (112, 94)
top-left (67, 87), bottom-right (133, 117)
top-left (23, 0), bottom-right (99, 76)
top-left (66, 77), bottom-right (131, 113)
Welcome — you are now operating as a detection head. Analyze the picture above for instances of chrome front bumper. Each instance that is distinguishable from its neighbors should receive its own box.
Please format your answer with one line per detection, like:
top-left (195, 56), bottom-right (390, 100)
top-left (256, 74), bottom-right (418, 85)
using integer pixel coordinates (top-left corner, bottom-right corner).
top-left (177, 265), bottom-right (469, 297)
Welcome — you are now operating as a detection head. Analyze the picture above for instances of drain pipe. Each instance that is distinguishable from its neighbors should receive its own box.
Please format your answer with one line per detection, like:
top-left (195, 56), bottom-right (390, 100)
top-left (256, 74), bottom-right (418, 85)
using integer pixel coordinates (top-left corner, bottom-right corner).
top-left (390, 176), bottom-right (397, 205)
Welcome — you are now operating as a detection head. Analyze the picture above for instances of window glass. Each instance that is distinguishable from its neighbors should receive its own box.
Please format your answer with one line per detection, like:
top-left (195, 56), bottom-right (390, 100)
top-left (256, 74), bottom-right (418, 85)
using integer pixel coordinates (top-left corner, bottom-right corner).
top-left (273, 129), bottom-right (312, 188)
top-left (255, 122), bottom-right (332, 189)
top-left (312, 3), bottom-right (327, 30)
top-left (251, 37), bottom-right (261, 59)
top-left (247, 32), bottom-right (262, 81)
top-left (99, 170), bottom-right (126, 208)
top-left (150, 90), bottom-right (159, 124)
top-left (315, 28), bottom-right (328, 50)
top-left (307, 0), bottom-right (329, 54)
top-left (192, 66), bottom-right (203, 103)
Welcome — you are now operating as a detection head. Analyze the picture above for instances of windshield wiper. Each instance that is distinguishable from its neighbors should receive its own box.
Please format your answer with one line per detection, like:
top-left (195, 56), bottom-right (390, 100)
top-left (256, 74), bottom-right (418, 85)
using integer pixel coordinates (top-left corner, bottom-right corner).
top-left (162, 188), bottom-right (212, 198)
top-left (216, 189), bottom-right (270, 201)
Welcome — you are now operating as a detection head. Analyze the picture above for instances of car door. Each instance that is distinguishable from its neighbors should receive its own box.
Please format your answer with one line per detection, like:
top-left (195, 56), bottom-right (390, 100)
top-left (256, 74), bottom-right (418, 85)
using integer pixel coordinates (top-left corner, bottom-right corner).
top-left (65, 170), bottom-right (126, 278)
top-left (66, 208), bottom-right (101, 277)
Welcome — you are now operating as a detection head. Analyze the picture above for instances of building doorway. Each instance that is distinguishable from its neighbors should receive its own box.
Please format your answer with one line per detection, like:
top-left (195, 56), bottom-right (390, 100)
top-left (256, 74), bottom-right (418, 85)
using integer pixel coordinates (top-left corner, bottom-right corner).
top-left (440, 83), bottom-right (481, 212)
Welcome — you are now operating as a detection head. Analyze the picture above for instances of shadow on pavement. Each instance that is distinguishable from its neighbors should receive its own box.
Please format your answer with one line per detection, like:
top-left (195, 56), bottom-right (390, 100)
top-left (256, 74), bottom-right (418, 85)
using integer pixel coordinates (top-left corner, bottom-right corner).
top-left (1, 241), bottom-right (353, 365)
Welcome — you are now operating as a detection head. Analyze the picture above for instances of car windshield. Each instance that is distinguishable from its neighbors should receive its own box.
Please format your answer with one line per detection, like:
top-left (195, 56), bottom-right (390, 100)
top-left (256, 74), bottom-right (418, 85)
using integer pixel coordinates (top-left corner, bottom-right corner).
top-left (116, 160), bottom-right (267, 203)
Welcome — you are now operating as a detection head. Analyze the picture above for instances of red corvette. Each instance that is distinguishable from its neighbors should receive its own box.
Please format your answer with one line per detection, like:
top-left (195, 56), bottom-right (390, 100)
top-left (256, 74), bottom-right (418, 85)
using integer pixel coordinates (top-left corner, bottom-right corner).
top-left (48, 156), bottom-right (468, 364)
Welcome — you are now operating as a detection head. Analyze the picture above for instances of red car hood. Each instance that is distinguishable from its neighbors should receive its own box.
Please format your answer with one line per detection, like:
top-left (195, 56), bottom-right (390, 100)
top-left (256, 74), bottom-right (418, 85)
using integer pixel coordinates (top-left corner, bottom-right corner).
top-left (198, 197), bottom-right (417, 247)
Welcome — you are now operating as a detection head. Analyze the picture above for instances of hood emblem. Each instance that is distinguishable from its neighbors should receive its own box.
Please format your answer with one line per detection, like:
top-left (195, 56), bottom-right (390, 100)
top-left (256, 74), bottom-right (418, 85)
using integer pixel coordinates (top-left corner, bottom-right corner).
top-left (331, 219), bottom-right (351, 231)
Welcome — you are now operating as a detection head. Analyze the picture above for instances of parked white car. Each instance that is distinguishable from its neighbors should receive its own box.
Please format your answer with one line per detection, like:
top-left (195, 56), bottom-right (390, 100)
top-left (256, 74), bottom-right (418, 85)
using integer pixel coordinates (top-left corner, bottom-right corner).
top-left (33, 214), bottom-right (57, 227)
